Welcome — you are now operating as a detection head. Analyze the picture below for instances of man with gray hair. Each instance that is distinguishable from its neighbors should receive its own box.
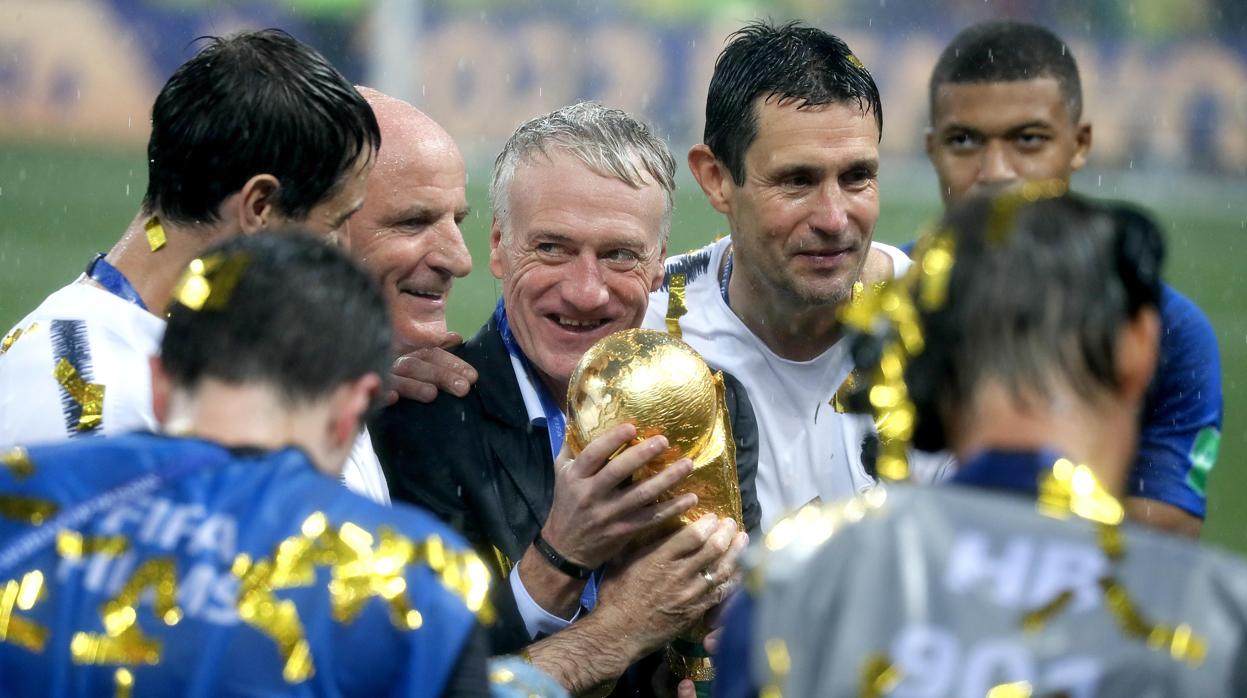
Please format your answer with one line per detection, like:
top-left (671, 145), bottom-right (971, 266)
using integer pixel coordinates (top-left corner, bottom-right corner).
top-left (373, 102), bottom-right (758, 693)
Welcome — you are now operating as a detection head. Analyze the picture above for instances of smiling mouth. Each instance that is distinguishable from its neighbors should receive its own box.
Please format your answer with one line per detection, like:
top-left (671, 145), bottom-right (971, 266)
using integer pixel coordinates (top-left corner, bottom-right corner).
top-left (400, 289), bottom-right (446, 301)
top-left (547, 315), bottom-right (610, 333)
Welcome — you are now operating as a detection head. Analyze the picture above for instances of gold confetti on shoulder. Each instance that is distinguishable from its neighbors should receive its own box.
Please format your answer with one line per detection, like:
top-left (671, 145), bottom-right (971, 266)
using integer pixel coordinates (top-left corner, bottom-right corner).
top-left (52, 358), bottom-right (105, 431)
top-left (665, 273), bottom-right (688, 339)
top-left (231, 513), bottom-right (494, 684)
top-left (0, 322), bottom-right (39, 356)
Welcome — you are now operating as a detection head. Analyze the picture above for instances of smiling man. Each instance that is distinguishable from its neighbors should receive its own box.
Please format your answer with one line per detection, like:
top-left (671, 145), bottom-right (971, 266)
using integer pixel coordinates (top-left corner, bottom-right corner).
top-left (645, 21), bottom-right (944, 531)
top-left (921, 21), bottom-right (1222, 536)
top-left (338, 88), bottom-right (474, 503)
top-left (372, 102), bottom-right (757, 694)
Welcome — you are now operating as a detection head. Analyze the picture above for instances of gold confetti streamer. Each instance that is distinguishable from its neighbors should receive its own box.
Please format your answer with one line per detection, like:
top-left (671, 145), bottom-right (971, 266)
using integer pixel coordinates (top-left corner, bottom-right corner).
top-left (0, 323), bottom-right (38, 356)
top-left (115, 668), bottom-right (134, 698)
top-left (53, 358), bottom-right (105, 431)
top-left (171, 252), bottom-right (250, 312)
top-left (859, 654), bottom-right (902, 698)
top-left (57, 530), bottom-right (129, 559)
top-left (71, 557), bottom-right (181, 666)
top-left (986, 681), bottom-right (1032, 698)
top-left (0, 570), bottom-right (49, 653)
top-left (2, 447), bottom-right (34, 481)
top-left (760, 638), bottom-right (790, 698)
top-left (232, 513), bottom-right (495, 684)
top-left (665, 273), bottom-right (688, 339)
top-left (144, 217), bottom-right (166, 252)
top-left (0, 496), bottom-right (58, 525)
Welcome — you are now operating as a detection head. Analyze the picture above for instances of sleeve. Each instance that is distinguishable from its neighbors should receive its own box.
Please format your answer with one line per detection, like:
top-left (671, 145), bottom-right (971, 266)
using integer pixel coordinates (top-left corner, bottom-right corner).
top-left (1128, 288), bottom-right (1222, 519)
top-left (438, 623), bottom-right (492, 698)
top-left (721, 370), bottom-right (762, 537)
top-left (508, 563), bottom-right (581, 639)
top-left (370, 397), bottom-right (480, 537)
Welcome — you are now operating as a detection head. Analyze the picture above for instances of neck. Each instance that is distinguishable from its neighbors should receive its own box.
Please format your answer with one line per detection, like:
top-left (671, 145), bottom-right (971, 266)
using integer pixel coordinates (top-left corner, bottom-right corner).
top-left (951, 382), bottom-right (1137, 497)
top-left (725, 248), bottom-right (846, 361)
top-left (104, 211), bottom-right (234, 317)
top-left (162, 380), bottom-right (342, 477)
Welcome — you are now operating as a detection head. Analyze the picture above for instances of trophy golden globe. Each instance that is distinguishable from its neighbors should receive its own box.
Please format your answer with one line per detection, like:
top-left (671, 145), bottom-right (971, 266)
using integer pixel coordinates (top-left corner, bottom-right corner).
top-left (565, 328), bottom-right (742, 694)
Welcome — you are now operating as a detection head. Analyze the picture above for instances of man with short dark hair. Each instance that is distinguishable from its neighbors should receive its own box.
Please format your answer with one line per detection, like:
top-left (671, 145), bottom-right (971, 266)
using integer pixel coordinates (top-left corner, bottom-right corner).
top-left (922, 20), bottom-right (1222, 536)
top-left (0, 234), bottom-right (492, 696)
top-left (717, 193), bottom-right (1247, 697)
top-left (0, 29), bottom-right (379, 449)
top-left (646, 21), bottom-right (945, 531)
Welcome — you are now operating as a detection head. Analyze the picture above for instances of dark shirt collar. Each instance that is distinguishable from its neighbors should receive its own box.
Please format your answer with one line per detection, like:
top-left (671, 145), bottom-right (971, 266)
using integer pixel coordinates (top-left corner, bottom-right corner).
top-left (950, 449), bottom-right (1065, 498)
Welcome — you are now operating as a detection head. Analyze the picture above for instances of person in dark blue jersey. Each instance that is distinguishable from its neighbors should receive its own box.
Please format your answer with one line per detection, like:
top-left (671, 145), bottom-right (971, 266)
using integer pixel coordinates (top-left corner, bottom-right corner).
top-left (916, 20), bottom-right (1221, 536)
top-left (0, 234), bottom-right (493, 697)
top-left (716, 192), bottom-right (1247, 698)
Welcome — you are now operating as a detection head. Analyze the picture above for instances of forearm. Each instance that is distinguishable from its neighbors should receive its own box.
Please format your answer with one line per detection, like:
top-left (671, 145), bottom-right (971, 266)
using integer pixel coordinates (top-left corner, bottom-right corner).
top-left (526, 610), bottom-right (641, 695)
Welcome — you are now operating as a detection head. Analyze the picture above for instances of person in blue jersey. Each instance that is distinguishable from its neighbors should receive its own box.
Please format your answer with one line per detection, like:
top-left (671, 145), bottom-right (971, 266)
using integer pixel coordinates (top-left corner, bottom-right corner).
top-left (715, 193), bottom-right (1247, 698)
top-left (917, 21), bottom-right (1222, 536)
top-left (0, 234), bottom-right (494, 696)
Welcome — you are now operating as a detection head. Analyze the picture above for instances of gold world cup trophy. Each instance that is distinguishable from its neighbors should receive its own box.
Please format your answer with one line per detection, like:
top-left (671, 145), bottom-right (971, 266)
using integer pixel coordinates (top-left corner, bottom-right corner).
top-left (565, 328), bottom-right (742, 695)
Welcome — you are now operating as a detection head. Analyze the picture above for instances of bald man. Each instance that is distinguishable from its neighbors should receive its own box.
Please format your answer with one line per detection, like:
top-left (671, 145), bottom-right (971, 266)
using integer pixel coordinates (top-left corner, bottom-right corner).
top-left (338, 88), bottom-right (475, 502)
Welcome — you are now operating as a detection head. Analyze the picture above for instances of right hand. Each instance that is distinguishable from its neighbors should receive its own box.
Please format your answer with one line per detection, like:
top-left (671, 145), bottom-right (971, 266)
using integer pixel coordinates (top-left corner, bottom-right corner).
top-left (539, 423), bottom-right (698, 570)
top-left (387, 334), bottom-right (478, 404)
top-left (597, 514), bottom-right (748, 656)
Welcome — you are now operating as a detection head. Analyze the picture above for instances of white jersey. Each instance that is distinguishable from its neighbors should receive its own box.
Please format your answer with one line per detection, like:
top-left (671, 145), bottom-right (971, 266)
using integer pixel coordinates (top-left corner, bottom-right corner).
top-left (0, 279), bottom-right (163, 446)
top-left (644, 237), bottom-right (952, 530)
top-left (0, 277), bottom-right (390, 504)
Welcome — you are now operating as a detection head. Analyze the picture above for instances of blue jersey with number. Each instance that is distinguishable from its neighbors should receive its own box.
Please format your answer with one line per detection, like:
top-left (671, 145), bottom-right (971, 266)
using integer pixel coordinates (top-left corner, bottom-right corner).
top-left (0, 433), bottom-right (486, 697)
top-left (901, 239), bottom-right (1222, 519)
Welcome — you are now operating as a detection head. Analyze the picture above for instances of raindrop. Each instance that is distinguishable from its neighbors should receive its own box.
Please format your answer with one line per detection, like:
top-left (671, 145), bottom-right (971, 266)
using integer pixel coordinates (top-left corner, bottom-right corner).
top-left (988, 49), bottom-right (994, 63)
top-left (421, 85), bottom-right (426, 97)
top-left (125, 184), bottom-right (130, 196)
top-left (127, 116), bottom-right (132, 130)
top-left (1097, 175), bottom-right (1102, 187)
top-left (539, 86), bottom-right (543, 97)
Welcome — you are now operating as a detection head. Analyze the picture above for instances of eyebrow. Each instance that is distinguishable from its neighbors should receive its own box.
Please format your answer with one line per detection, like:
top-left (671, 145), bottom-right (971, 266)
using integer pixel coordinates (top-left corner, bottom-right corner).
top-left (531, 230), bottom-right (652, 250)
top-left (941, 120), bottom-right (1054, 135)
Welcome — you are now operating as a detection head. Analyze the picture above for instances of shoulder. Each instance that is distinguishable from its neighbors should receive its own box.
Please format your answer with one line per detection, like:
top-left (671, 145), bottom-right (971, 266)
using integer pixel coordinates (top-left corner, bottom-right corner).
top-left (862, 241), bottom-right (911, 283)
top-left (1158, 285), bottom-right (1219, 362)
top-left (660, 237), bottom-right (728, 290)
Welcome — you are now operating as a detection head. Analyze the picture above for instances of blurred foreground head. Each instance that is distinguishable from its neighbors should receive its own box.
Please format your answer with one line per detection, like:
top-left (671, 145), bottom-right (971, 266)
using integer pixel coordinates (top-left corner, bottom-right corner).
top-left (906, 192), bottom-right (1164, 460)
top-left (156, 234), bottom-right (391, 471)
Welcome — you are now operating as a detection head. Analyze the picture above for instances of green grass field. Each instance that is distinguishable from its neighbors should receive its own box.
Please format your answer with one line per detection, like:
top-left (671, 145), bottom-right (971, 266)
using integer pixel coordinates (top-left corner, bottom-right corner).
top-left (3, 139), bottom-right (1245, 554)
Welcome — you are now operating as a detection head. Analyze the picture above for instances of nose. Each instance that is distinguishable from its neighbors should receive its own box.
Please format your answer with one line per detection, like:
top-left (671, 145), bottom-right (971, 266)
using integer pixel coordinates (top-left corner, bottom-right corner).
top-left (808, 183), bottom-right (850, 234)
top-left (428, 221), bottom-right (473, 279)
top-left (563, 252), bottom-right (610, 312)
top-left (978, 140), bottom-right (1017, 187)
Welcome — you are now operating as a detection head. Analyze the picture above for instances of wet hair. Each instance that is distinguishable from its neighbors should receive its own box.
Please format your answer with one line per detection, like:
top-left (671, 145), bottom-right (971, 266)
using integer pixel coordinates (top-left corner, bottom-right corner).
top-left (929, 20), bottom-right (1083, 122)
top-left (490, 101), bottom-right (677, 242)
top-left (906, 193), bottom-right (1164, 451)
top-left (142, 29), bottom-right (381, 226)
top-left (162, 233), bottom-right (391, 419)
top-left (704, 20), bottom-right (882, 185)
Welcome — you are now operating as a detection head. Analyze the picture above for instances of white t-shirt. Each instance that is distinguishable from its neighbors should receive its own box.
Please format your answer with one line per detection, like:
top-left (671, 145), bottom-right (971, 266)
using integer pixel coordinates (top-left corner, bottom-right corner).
top-left (0, 277), bottom-right (390, 505)
top-left (643, 237), bottom-right (952, 530)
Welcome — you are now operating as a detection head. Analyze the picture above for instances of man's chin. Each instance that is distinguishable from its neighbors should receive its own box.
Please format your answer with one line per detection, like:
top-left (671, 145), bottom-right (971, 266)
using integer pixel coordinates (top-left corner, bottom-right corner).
top-left (393, 319), bottom-right (451, 353)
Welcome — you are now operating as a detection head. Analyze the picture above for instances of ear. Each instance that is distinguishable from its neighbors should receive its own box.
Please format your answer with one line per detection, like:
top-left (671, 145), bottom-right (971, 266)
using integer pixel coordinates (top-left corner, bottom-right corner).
top-left (688, 144), bottom-right (734, 215)
top-left (488, 218), bottom-right (506, 280)
top-left (236, 174), bottom-right (282, 234)
top-left (1071, 122), bottom-right (1092, 172)
top-left (1115, 306), bottom-right (1160, 404)
top-left (330, 373), bottom-right (382, 449)
top-left (149, 355), bottom-right (172, 427)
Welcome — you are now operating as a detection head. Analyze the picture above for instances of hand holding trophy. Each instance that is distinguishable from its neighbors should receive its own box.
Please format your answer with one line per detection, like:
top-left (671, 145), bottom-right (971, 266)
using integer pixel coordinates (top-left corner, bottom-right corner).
top-left (566, 328), bottom-right (743, 695)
